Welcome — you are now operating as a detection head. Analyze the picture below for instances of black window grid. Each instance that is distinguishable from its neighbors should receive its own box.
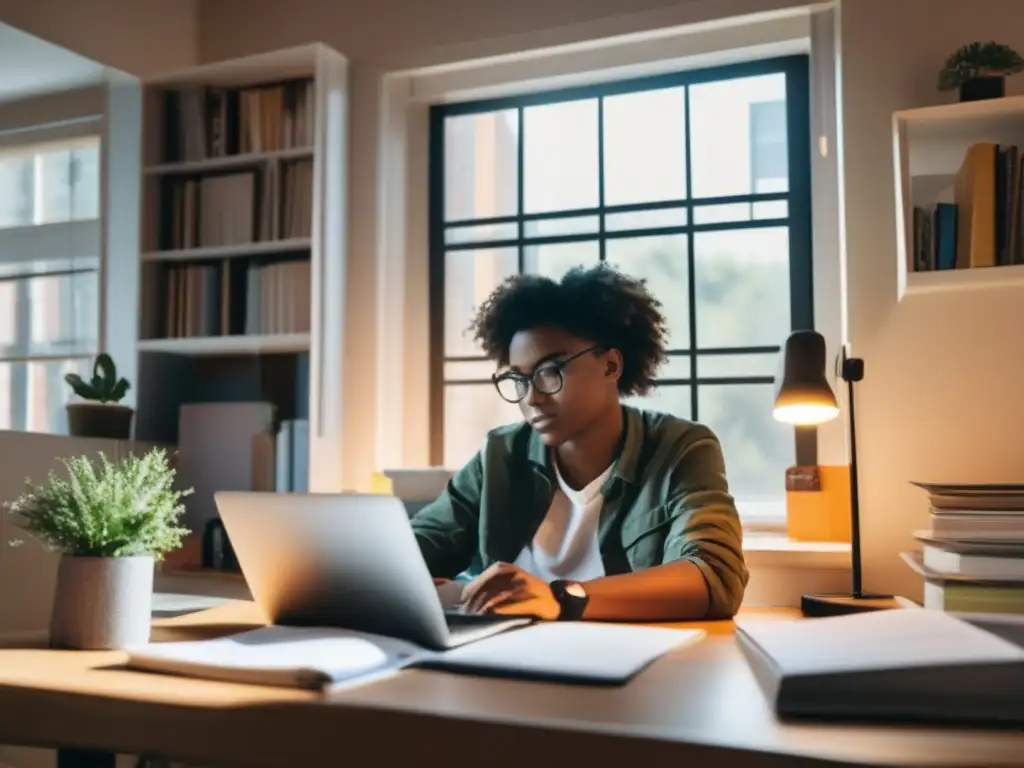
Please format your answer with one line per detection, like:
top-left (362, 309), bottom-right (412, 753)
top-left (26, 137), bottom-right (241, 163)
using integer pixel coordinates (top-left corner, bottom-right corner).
top-left (428, 54), bottom-right (814, 466)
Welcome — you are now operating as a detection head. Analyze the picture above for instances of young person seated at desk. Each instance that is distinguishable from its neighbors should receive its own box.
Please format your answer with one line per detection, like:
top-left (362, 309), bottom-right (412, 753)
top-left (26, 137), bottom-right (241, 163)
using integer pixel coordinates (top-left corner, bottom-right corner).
top-left (412, 264), bottom-right (748, 623)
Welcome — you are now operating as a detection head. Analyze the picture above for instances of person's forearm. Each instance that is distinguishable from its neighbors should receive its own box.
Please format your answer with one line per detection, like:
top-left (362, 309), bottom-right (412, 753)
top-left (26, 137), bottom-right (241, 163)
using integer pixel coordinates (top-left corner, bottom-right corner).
top-left (580, 560), bottom-right (710, 621)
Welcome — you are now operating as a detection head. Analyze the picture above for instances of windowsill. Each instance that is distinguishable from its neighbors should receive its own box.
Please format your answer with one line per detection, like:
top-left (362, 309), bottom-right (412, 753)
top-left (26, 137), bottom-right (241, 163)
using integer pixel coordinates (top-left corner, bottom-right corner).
top-left (742, 532), bottom-right (851, 570)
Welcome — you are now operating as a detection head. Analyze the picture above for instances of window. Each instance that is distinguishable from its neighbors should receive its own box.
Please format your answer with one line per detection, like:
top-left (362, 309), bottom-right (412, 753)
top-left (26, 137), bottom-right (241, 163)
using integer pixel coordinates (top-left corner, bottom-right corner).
top-left (0, 133), bottom-right (101, 434)
top-left (429, 55), bottom-right (812, 523)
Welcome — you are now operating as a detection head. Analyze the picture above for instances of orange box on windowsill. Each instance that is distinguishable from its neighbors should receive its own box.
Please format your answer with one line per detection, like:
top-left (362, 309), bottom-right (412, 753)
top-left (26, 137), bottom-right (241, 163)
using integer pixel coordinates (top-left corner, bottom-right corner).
top-left (785, 465), bottom-right (852, 543)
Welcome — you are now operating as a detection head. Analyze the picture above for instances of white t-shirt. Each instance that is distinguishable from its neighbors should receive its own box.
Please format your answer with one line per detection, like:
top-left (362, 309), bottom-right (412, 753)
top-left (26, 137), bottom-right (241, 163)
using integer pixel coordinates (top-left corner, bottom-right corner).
top-left (513, 458), bottom-right (611, 583)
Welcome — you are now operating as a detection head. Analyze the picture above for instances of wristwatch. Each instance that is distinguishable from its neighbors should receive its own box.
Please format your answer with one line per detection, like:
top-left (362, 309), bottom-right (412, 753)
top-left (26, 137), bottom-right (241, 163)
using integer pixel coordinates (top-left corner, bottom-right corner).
top-left (549, 580), bottom-right (589, 621)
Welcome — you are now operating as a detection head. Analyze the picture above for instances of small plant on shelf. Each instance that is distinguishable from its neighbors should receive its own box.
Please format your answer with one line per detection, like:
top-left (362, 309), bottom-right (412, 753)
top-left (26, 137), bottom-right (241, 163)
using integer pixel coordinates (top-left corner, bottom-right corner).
top-left (64, 352), bottom-right (130, 403)
top-left (64, 353), bottom-right (135, 440)
top-left (6, 448), bottom-right (192, 649)
top-left (938, 41), bottom-right (1024, 101)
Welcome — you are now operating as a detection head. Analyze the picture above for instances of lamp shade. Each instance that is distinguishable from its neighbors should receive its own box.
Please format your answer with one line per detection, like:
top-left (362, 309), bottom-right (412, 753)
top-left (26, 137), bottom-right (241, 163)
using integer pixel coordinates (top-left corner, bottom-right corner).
top-left (773, 330), bottom-right (840, 425)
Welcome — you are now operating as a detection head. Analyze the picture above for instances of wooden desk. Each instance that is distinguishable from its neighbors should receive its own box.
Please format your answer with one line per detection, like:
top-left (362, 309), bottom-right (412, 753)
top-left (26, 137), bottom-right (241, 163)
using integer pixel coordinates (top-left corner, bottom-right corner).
top-left (1, 602), bottom-right (1022, 768)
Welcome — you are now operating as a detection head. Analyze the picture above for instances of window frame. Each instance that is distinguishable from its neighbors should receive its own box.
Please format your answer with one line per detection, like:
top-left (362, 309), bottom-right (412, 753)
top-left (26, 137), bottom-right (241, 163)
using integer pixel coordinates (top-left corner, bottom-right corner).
top-left (426, 53), bottom-right (815, 476)
top-left (0, 131), bottom-right (102, 432)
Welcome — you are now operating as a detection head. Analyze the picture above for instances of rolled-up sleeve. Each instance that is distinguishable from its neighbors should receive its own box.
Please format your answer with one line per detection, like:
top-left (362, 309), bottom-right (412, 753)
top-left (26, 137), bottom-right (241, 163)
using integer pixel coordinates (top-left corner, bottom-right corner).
top-left (662, 428), bottom-right (748, 619)
top-left (410, 451), bottom-right (483, 579)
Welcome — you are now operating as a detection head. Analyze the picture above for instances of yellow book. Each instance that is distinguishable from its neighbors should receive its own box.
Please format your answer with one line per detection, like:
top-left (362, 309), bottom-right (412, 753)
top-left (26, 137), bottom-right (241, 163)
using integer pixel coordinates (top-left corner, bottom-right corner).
top-left (955, 142), bottom-right (997, 268)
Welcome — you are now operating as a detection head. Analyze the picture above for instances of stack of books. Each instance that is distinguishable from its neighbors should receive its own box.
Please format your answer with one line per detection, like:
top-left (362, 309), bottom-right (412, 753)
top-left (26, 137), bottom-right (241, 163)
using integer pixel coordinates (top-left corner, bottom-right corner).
top-left (903, 482), bottom-right (1024, 614)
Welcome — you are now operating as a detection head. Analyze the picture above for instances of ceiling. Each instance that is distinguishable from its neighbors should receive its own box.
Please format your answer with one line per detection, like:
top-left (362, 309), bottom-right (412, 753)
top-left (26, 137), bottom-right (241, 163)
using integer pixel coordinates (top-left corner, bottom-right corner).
top-left (0, 22), bottom-right (107, 104)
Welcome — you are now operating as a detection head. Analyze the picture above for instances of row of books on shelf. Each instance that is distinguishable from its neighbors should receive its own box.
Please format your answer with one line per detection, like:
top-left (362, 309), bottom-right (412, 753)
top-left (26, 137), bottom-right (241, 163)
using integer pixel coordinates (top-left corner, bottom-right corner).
top-left (902, 481), bottom-right (1024, 614)
top-left (166, 78), bottom-right (315, 162)
top-left (161, 159), bottom-right (312, 250)
top-left (912, 142), bottom-right (1024, 272)
top-left (162, 259), bottom-right (311, 338)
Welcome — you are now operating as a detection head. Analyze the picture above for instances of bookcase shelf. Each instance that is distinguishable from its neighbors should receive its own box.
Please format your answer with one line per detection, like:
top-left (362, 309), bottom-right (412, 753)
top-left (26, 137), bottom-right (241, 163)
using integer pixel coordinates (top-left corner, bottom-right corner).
top-left (893, 96), bottom-right (1024, 300)
top-left (144, 146), bottom-right (314, 176)
top-left (141, 237), bottom-right (311, 262)
top-left (133, 42), bottom-right (349, 521)
top-left (138, 332), bottom-right (310, 356)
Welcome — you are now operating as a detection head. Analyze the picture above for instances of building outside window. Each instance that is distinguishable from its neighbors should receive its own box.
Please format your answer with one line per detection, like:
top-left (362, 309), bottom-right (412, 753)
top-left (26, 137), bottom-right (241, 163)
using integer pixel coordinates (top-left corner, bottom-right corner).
top-left (0, 132), bottom-right (101, 434)
top-left (429, 55), bottom-right (812, 525)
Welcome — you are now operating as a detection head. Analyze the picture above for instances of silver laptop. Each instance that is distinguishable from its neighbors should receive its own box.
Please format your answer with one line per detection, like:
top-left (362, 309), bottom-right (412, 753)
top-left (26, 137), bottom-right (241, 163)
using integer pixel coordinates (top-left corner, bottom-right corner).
top-left (214, 491), bottom-right (530, 650)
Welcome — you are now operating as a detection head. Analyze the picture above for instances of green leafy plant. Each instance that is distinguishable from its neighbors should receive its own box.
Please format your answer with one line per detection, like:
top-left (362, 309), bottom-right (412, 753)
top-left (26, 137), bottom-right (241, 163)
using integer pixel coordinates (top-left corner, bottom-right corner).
top-left (6, 447), bottom-right (191, 559)
top-left (64, 353), bottom-right (130, 404)
top-left (938, 41), bottom-right (1024, 90)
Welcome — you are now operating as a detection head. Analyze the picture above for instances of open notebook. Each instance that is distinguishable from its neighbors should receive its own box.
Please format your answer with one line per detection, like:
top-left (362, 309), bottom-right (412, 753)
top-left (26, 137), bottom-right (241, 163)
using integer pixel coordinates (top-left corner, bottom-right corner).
top-left (126, 622), bottom-right (705, 690)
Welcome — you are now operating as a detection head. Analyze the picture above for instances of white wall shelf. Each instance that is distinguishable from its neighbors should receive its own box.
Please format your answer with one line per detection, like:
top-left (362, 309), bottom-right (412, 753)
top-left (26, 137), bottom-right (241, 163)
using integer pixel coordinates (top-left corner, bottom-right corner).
top-left (144, 146), bottom-right (314, 176)
top-left (138, 333), bottom-right (310, 356)
top-left (904, 262), bottom-right (1024, 294)
top-left (141, 238), bottom-right (312, 262)
top-left (893, 96), bottom-right (1024, 300)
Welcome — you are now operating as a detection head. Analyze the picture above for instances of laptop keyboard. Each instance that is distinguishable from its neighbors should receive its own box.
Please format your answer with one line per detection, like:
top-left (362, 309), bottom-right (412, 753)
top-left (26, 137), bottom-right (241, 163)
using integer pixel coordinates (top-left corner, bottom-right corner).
top-left (444, 610), bottom-right (516, 627)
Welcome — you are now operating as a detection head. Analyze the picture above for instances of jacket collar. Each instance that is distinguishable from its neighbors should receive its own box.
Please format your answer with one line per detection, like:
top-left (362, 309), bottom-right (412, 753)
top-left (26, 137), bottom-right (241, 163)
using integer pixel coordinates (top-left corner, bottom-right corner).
top-left (526, 404), bottom-right (643, 485)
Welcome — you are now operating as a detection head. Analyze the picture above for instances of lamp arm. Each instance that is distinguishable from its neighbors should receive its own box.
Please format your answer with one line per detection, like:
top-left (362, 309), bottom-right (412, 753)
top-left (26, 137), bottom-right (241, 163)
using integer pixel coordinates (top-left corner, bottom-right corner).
top-left (837, 343), bottom-right (865, 597)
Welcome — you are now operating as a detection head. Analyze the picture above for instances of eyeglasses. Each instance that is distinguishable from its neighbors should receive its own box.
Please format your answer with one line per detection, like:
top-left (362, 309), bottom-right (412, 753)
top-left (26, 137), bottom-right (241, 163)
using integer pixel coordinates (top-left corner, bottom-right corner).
top-left (492, 346), bottom-right (601, 403)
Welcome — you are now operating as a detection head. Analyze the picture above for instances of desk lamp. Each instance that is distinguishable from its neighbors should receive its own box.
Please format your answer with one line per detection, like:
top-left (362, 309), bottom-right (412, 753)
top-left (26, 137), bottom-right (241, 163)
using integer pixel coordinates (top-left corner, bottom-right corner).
top-left (773, 330), bottom-right (892, 618)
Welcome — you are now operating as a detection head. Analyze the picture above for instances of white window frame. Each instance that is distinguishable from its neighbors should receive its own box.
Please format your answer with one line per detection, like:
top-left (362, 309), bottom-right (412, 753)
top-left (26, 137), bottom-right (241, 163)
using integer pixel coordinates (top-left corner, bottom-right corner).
top-left (373, 5), bottom-right (846, 532)
top-left (0, 123), bottom-right (103, 433)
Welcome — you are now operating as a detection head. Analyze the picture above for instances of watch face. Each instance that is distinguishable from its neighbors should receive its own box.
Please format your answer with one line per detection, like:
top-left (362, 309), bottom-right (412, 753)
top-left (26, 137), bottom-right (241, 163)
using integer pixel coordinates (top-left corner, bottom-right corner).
top-left (565, 582), bottom-right (586, 599)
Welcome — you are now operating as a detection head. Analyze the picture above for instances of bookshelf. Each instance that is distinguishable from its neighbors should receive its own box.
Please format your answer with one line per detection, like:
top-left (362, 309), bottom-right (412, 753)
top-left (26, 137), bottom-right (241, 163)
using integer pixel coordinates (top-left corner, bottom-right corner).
top-left (133, 43), bottom-right (348, 511)
top-left (893, 96), bottom-right (1024, 300)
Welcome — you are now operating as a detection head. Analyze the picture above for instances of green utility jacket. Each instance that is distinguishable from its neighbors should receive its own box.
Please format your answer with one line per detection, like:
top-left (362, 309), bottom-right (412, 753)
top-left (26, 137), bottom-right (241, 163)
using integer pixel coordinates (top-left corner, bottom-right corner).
top-left (411, 405), bottom-right (749, 619)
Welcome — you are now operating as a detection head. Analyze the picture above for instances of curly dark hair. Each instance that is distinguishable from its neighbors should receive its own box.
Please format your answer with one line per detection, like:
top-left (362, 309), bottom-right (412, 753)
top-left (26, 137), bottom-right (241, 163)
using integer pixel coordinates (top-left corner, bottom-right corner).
top-left (468, 263), bottom-right (668, 396)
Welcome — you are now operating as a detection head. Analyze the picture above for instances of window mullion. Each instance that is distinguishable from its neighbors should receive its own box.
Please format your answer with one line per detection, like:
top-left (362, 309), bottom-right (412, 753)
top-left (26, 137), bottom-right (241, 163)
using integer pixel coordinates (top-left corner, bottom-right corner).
top-left (682, 84), bottom-right (698, 422)
top-left (11, 280), bottom-right (31, 430)
top-left (516, 106), bottom-right (525, 274)
top-left (597, 96), bottom-right (606, 263)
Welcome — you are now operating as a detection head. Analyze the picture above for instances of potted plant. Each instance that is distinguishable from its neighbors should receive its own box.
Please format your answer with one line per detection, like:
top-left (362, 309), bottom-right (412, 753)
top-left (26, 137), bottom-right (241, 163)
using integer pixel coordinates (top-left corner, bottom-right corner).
top-left (6, 448), bottom-right (191, 650)
top-left (64, 353), bottom-right (134, 440)
top-left (938, 41), bottom-right (1024, 101)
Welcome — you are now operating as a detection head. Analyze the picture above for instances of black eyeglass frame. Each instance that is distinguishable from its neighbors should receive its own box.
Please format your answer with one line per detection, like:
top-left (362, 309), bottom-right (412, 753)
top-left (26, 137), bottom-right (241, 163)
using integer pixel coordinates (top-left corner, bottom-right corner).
top-left (491, 345), bottom-right (603, 403)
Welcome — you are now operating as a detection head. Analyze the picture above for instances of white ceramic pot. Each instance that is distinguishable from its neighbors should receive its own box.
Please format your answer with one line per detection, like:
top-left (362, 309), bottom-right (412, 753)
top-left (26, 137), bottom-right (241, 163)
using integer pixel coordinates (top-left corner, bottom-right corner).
top-left (49, 555), bottom-right (154, 650)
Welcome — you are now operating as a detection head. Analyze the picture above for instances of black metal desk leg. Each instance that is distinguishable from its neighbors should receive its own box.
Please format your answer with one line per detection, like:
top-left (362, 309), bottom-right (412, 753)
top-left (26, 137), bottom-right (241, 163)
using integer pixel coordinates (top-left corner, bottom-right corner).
top-left (56, 748), bottom-right (117, 768)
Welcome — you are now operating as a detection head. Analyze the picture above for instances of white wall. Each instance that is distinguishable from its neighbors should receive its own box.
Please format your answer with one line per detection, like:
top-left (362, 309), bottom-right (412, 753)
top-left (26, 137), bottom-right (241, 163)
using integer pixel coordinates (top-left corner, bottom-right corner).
top-left (838, 0), bottom-right (1024, 600)
top-left (199, 0), bottom-right (812, 67)
top-left (0, 0), bottom-right (199, 77)
top-left (0, 84), bottom-right (105, 131)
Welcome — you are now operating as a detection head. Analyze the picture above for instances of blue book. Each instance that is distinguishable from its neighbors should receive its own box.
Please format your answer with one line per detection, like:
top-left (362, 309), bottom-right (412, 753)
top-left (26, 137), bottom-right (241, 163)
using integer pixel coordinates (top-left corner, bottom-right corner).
top-left (934, 203), bottom-right (958, 270)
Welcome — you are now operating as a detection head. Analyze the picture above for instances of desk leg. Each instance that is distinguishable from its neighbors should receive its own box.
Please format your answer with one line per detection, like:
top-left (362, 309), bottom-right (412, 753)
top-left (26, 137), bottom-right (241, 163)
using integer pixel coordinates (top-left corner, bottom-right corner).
top-left (56, 748), bottom-right (116, 768)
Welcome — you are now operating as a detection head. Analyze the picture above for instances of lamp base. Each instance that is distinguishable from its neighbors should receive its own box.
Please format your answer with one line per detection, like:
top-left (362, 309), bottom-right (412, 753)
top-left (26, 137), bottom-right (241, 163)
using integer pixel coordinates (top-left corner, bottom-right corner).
top-left (801, 592), bottom-right (895, 618)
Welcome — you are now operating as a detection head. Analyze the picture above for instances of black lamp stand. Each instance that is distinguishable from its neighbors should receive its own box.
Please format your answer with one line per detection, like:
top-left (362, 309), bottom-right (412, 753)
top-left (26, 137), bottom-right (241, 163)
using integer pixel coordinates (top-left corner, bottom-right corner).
top-left (801, 349), bottom-right (893, 618)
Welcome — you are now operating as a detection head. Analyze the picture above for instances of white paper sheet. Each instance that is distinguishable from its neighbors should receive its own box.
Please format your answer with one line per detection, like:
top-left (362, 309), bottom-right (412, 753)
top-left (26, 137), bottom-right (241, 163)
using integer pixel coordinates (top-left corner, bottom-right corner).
top-left (423, 622), bottom-right (706, 683)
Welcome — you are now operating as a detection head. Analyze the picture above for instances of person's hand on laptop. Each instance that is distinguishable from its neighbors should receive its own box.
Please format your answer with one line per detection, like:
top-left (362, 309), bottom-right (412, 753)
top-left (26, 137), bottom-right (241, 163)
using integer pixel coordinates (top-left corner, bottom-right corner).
top-left (461, 562), bottom-right (560, 620)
